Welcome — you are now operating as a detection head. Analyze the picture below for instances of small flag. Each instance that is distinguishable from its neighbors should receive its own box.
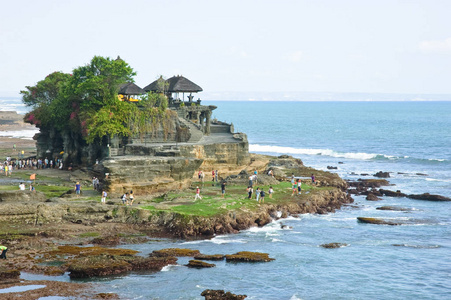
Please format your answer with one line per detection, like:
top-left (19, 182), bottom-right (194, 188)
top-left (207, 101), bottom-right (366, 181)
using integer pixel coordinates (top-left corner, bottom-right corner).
top-left (30, 174), bottom-right (36, 180)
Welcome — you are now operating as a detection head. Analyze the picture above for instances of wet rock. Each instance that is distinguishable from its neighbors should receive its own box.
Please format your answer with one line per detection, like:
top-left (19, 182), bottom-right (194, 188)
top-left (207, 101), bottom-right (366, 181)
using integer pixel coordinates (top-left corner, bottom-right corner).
top-left (67, 255), bottom-right (177, 278)
top-left (194, 254), bottom-right (225, 261)
top-left (0, 267), bottom-right (20, 280)
top-left (376, 206), bottom-right (413, 211)
top-left (327, 166), bottom-right (337, 170)
top-left (95, 293), bottom-right (120, 299)
top-left (357, 217), bottom-right (404, 225)
top-left (91, 236), bottom-right (121, 246)
top-left (347, 179), bottom-right (390, 189)
top-left (320, 243), bottom-right (348, 248)
top-left (374, 171), bottom-right (390, 178)
top-left (407, 193), bottom-right (451, 202)
top-left (366, 193), bottom-right (382, 201)
top-left (186, 260), bottom-right (216, 268)
top-left (380, 189), bottom-right (407, 198)
top-left (201, 289), bottom-right (247, 300)
top-left (150, 248), bottom-right (200, 257)
top-left (225, 251), bottom-right (274, 262)
top-left (415, 173), bottom-right (428, 176)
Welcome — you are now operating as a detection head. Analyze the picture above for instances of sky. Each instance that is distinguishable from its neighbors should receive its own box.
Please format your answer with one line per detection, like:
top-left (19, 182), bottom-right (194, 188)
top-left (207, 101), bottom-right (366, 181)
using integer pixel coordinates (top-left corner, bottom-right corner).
top-left (1, 0), bottom-right (451, 99)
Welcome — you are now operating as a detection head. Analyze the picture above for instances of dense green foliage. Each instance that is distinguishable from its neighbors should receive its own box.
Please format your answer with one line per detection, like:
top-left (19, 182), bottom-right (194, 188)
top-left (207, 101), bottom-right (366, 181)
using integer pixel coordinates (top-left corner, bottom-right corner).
top-left (21, 56), bottom-right (174, 144)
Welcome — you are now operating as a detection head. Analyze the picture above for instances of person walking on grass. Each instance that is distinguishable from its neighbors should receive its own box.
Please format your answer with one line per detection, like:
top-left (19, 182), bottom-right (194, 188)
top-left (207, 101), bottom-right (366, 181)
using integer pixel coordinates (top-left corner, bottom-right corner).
top-left (260, 189), bottom-right (265, 204)
top-left (195, 186), bottom-right (202, 200)
top-left (298, 179), bottom-right (302, 194)
top-left (268, 186), bottom-right (274, 198)
top-left (247, 186), bottom-right (253, 199)
top-left (255, 187), bottom-right (261, 202)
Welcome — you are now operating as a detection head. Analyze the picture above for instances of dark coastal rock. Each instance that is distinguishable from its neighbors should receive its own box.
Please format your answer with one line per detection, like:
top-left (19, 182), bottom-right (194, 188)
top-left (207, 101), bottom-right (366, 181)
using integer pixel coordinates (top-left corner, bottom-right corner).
top-left (320, 243), bottom-right (348, 249)
top-left (347, 179), bottom-right (391, 188)
top-left (186, 260), bottom-right (216, 268)
top-left (338, 162), bottom-right (344, 164)
top-left (327, 166), bottom-right (338, 170)
top-left (415, 173), bottom-right (428, 176)
top-left (67, 255), bottom-right (177, 278)
top-left (376, 206), bottom-right (413, 211)
top-left (407, 193), bottom-right (451, 202)
top-left (374, 171), bottom-right (390, 178)
top-left (366, 193), bottom-right (382, 201)
top-left (379, 189), bottom-right (407, 198)
top-left (360, 173), bottom-right (369, 176)
top-left (150, 248), bottom-right (200, 257)
top-left (194, 254), bottom-right (225, 261)
top-left (357, 217), bottom-right (404, 225)
top-left (201, 289), bottom-right (247, 300)
top-left (225, 251), bottom-right (274, 262)
top-left (0, 268), bottom-right (20, 280)
top-left (91, 236), bottom-right (121, 246)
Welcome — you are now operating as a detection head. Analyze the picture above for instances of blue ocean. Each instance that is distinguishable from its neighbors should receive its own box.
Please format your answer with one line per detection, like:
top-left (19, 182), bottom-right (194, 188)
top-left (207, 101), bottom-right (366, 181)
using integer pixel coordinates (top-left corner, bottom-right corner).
top-left (12, 100), bottom-right (451, 299)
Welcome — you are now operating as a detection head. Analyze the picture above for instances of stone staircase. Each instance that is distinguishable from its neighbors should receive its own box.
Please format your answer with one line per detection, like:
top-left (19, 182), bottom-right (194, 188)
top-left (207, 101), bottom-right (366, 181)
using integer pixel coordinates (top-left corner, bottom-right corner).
top-left (179, 118), bottom-right (204, 143)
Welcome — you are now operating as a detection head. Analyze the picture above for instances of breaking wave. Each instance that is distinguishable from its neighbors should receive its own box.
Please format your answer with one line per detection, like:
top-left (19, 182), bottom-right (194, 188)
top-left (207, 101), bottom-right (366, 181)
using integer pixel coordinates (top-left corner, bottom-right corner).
top-left (249, 144), bottom-right (449, 164)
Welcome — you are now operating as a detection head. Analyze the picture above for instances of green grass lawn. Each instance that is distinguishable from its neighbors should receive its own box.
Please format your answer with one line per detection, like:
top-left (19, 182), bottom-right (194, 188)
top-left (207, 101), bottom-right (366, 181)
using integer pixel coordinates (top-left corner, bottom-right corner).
top-left (141, 180), bottom-right (333, 217)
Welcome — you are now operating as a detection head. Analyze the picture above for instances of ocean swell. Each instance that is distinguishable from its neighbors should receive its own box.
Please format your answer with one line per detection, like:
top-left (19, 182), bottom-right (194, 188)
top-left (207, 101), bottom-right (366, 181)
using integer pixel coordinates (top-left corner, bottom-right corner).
top-left (249, 144), bottom-right (449, 164)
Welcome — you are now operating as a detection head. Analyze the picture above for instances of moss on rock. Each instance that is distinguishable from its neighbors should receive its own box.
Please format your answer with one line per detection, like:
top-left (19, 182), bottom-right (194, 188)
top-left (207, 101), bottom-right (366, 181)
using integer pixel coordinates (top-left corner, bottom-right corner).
top-left (186, 260), bottom-right (216, 268)
top-left (150, 248), bottom-right (200, 257)
top-left (225, 251), bottom-right (274, 262)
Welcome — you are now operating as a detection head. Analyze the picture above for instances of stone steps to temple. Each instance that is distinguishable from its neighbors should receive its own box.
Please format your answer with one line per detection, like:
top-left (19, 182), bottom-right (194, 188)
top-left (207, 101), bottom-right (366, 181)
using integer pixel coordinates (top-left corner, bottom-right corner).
top-left (179, 118), bottom-right (203, 143)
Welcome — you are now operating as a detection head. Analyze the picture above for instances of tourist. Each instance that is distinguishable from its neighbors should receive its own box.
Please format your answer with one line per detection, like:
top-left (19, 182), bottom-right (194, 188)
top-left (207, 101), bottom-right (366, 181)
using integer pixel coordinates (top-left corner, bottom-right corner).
top-left (291, 181), bottom-right (297, 196)
top-left (30, 184), bottom-right (35, 192)
top-left (268, 186), bottom-right (274, 198)
top-left (291, 176), bottom-right (296, 189)
top-left (129, 190), bottom-right (134, 205)
top-left (74, 182), bottom-right (81, 196)
top-left (248, 175), bottom-right (253, 187)
top-left (92, 177), bottom-right (97, 190)
top-left (19, 182), bottom-right (26, 191)
top-left (247, 186), bottom-right (253, 199)
top-left (198, 170), bottom-right (202, 180)
top-left (195, 186), bottom-right (202, 200)
top-left (255, 187), bottom-right (261, 202)
top-left (211, 170), bottom-right (215, 182)
top-left (267, 169), bottom-right (273, 177)
top-left (101, 190), bottom-right (107, 204)
top-left (298, 179), bottom-right (302, 194)
top-left (311, 174), bottom-right (316, 184)
top-left (0, 245), bottom-right (7, 259)
top-left (121, 193), bottom-right (127, 205)
top-left (4, 164), bottom-right (8, 176)
top-left (221, 181), bottom-right (226, 198)
top-left (260, 189), bottom-right (265, 204)
top-left (215, 170), bottom-right (218, 182)
top-left (200, 171), bottom-right (204, 182)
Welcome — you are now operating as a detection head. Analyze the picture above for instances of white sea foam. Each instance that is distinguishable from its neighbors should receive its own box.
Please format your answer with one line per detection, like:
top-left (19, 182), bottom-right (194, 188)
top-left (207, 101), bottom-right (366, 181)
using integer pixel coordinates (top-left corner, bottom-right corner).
top-left (161, 264), bottom-right (180, 272)
top-left (0, 129), bottom-right (39, 140)
top-left (249, 144), bottom-right (379, 160)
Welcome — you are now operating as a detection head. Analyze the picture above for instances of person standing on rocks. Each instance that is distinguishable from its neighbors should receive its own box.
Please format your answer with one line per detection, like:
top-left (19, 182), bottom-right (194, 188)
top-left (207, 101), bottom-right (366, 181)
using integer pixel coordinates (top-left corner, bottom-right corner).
top-left (74, 182), bottom-right (81, 197)
top-left (215, 170), bottom-right (219, 182)
top-left (311, 174), bottom-right (316, 184)
top-left (195, 186), bottom-right (202, 200)
top-left (101, 190), bottom-right (107, 204)
top-left (129, 190), bottom-right (134, 205)
top-left (212, 170), bottom-right (215, 183)
top-left (0, 245), bottom-right (7, 259)
top-left (221, 181), bottom-right (226, 198)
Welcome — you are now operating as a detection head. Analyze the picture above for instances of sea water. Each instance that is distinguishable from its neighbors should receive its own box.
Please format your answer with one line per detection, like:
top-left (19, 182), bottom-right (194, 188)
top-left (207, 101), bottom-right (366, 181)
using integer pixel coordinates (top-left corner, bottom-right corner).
top-left (90, 101), bottom-right (450, 299)
top-left (4, 99), bottom-right (451, 299)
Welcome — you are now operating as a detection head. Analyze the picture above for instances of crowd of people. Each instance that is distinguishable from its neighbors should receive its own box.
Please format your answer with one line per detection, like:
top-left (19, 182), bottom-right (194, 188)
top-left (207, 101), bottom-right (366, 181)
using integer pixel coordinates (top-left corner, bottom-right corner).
top-left (1, 157), bottom-right (65, 176)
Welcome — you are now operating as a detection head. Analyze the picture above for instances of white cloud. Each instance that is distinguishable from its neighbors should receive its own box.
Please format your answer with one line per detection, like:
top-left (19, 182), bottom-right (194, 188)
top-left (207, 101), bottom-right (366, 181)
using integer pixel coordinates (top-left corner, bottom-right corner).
top-left (287, 51), bottom-right (303, 62)
top-left (419, 38), bottom-right (451, 53)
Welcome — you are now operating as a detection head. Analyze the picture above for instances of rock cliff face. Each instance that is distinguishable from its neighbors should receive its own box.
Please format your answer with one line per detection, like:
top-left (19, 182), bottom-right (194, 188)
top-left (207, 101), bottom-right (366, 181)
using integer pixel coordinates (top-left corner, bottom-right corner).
top-left (102, 156), bottom-right (204, 193)
top-left (112, 189), bottom-right (352, 238)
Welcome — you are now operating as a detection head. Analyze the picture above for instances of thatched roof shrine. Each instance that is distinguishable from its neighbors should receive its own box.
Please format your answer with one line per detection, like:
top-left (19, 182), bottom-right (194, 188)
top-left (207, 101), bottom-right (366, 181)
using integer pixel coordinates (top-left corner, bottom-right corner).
top-left (166, 75), bottom-right (203, 93)
top-left (144, 75), bottom-right (203, 93)
top-left (118, 82), bottom-right (146, 95)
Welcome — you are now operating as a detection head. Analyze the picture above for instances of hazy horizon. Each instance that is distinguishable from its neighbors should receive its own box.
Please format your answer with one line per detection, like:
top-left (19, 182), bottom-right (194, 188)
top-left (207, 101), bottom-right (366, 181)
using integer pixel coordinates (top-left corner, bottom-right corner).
top-left (1, 0), bottom-right (451, 97)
